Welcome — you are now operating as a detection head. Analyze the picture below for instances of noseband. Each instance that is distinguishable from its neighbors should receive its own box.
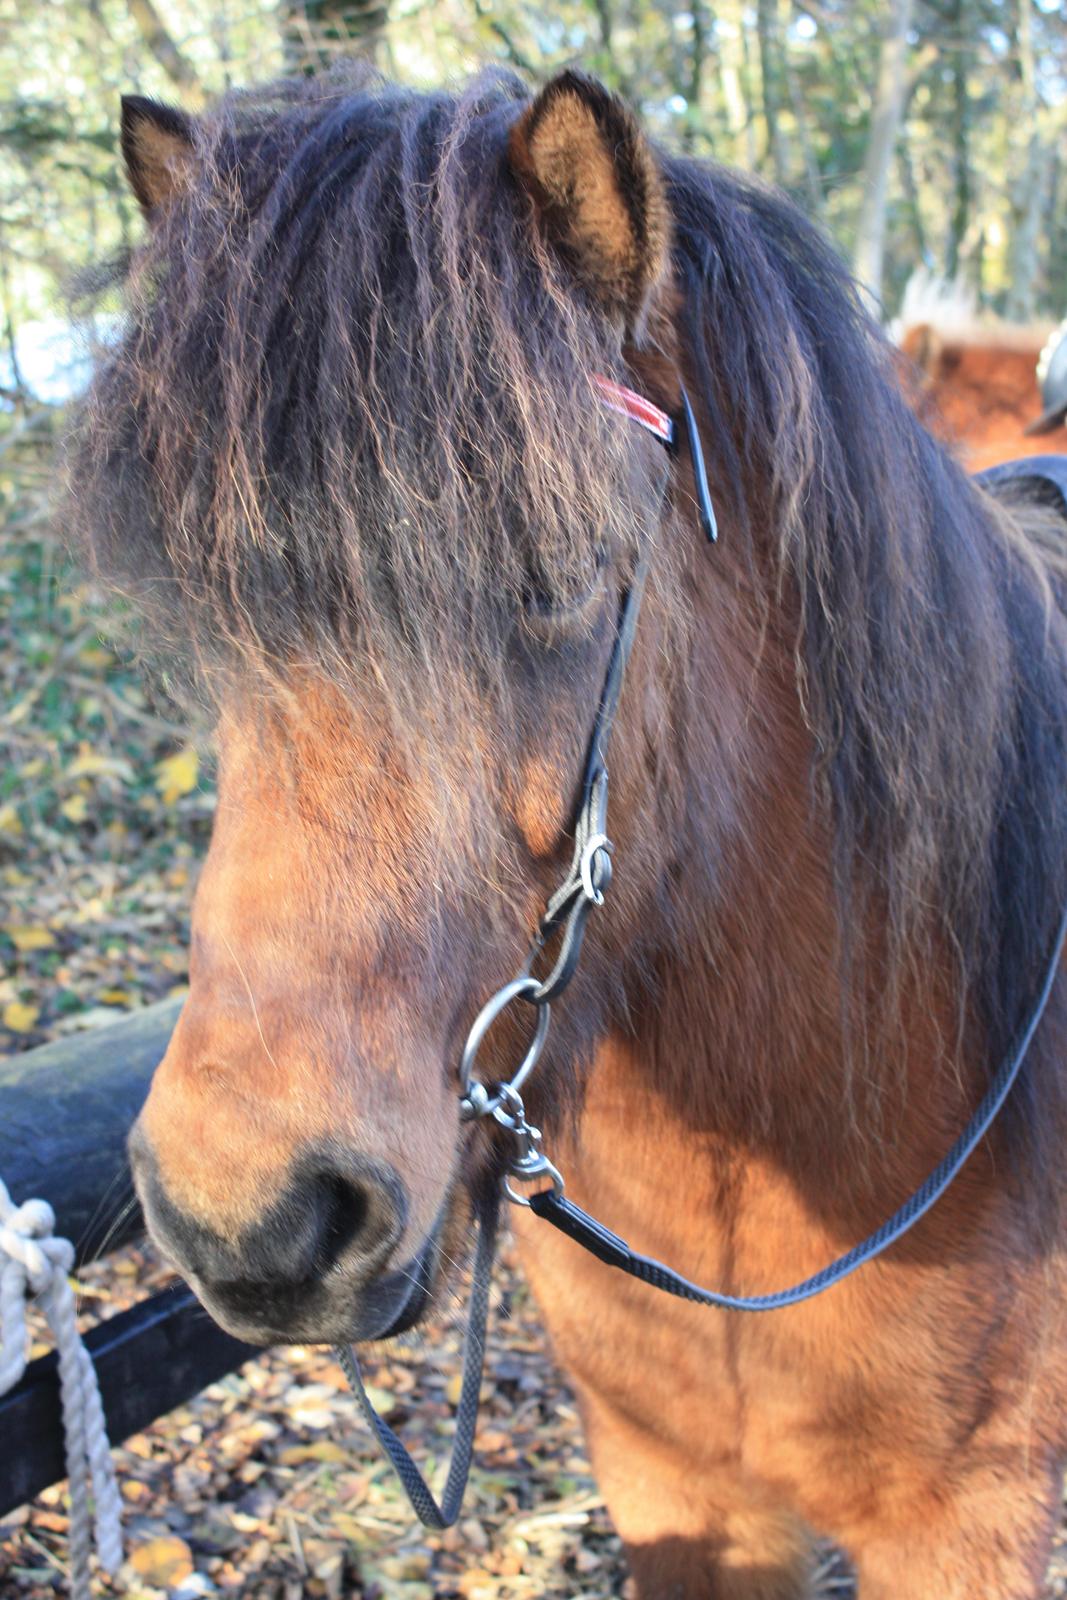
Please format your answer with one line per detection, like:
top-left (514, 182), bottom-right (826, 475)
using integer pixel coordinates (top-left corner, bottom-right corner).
top-left (339, 378), bottom-right (1067, 1528)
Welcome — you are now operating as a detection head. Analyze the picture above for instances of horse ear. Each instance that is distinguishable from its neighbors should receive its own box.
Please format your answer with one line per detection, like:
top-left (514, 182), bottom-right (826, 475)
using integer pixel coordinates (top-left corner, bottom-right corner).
top-left (508, 70), bottom-right (669, 326)
top-left (121, 95), bottom-right (196, 216)
top-left (900, 322), bottom-right (944, 380)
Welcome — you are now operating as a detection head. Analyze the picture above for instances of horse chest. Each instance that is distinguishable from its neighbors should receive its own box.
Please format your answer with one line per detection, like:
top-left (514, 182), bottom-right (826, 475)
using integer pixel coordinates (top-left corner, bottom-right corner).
top-left (513, 1055), bottom-right (850, 1477)
top-left (512, 1041), bottom-right (1060, 1517)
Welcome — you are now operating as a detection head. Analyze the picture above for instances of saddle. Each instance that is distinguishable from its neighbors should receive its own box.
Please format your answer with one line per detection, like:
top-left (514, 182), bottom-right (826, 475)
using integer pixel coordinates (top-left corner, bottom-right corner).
top-left (978, 453), bottom-right (1067, 514)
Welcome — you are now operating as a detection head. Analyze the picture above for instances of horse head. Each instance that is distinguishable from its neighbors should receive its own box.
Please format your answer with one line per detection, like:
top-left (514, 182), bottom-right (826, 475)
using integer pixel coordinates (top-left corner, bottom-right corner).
top-left (82, 71), bottom-right (709, 1345)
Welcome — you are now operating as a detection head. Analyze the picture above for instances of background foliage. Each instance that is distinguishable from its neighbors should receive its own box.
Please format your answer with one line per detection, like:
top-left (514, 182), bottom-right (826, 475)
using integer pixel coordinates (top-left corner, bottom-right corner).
top-left (1, 0), bottom-right (1066, 385)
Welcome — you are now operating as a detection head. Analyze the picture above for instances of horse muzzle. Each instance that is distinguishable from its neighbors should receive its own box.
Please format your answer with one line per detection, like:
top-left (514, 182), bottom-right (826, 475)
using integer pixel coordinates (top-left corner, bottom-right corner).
top-left (128, 1125), bottom-right (439, 1344)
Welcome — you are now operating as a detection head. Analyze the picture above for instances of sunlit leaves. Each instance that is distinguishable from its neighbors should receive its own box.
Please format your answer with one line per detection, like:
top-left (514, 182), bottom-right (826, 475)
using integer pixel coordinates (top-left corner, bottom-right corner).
top-left (2, 999), bottom-right (40, 1032)
top-left (154, 746), bottom-right (199, 806)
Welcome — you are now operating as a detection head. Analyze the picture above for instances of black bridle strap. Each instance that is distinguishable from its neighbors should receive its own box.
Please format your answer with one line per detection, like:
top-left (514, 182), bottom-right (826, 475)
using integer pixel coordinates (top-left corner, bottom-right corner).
top-left (528, 556), bottom-right (650, 1001)
top-left (678, 386), bottom-right (718, 544)
top-left (529, 896), bottom-right (1067, 1308)
top-left (528, 381), bottom-right (713, 998)
top-left (336, 382), bottom-right (686, 1522)
top-left (339, 390), bottom-right (1067, 1532)
top-left (335, 1193), bottom-right (499, 1529)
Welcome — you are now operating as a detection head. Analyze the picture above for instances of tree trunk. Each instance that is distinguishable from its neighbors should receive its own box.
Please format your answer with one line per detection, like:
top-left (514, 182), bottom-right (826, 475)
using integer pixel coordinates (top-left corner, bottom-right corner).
top-left (853, 0), bottom-right (914, 302)
top-left (719, 0), bottom-right (757, 169)
top-left (897, 136), bottom-right (929, 271)
top-left (784, 26), bottom-right (822, 216)
top-left (281, 0), bottom-right (389, 73)
top-left (945, 0), bottom-right (972, 280)
top-left (1005, 0), bottom-right (1046, 322)
top-left (756, 0), bottom-right (790, 186)
top-left (681, 0), bottom-right (711, 154)
top-left (0, 245), bottom-right (27, 405)
top-left (127, 0), bottom-right (203, 102)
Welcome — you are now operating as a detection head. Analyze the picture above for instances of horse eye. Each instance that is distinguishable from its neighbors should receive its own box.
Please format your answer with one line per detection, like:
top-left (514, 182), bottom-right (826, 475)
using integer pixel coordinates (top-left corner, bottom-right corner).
top-left (520, 545), bottom-right (609, 625)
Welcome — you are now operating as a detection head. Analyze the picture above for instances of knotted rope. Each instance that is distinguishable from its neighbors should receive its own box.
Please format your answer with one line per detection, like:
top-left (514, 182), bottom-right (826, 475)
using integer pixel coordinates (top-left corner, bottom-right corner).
top-left (0, 1177), bottom-right (122, 1599)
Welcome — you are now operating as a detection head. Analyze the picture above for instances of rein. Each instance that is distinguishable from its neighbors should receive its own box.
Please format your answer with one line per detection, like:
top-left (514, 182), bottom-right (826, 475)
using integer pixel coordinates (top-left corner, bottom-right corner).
top-left (340, 377), bottom-right (1067, 1526)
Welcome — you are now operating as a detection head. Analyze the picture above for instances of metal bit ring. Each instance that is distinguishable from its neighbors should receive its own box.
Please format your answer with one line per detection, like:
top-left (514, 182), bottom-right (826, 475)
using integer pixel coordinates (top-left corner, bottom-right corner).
top-left (458, 976), bottom-right (550, 1120)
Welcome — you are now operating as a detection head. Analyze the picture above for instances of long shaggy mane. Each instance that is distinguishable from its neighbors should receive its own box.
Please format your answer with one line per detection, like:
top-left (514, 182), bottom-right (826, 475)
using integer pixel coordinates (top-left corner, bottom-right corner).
top-left (73, 67), bottom-right (664, 731)
top-left (663, 155), bottom-right (1067, 1081)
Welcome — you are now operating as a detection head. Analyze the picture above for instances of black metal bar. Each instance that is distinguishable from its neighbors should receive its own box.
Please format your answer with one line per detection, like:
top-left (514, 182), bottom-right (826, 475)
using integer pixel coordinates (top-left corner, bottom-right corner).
top-left (0, 1285), bottom-right (261, 1517)
top-left (0, 997), bottom-right (182, 1266)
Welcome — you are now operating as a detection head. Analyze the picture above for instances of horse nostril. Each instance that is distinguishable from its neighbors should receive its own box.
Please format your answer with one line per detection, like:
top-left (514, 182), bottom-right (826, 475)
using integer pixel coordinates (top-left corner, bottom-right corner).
top-left (313, 1173), bottom-right (369, 1272)
top-left (308, 1162), bottom-right (406, 1277)
top-left (131, 1135), bottom-right (411, 1330)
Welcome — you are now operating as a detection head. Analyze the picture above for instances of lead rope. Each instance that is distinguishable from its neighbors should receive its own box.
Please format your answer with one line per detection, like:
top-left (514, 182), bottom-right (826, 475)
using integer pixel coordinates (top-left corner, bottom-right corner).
top-left (335, 1194), bottom-right (498, 1529)
top-left (0, 1177), bottom-right (123, 1600)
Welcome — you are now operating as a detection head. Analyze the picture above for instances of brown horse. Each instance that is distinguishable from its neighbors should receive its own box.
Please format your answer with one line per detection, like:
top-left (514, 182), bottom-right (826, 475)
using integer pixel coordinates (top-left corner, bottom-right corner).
top-left (74, 69), bottom-right (1067, 1598)
top-left (899, 316), bottom-right (1067, 469)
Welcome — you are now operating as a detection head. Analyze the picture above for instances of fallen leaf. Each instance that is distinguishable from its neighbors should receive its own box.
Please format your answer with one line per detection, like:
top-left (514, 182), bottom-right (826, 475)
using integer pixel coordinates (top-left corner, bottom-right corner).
top-left (360, 1385), bottom-right (397, 1417)
top-left (128, 1534), bottom-right (195, 1588)
top-left (5, 923), bottom-right (56, 951)
top-left (3, 1001), bottom-right (40, 1033)
top-left (66, 748), bottom-right (134, 782)
top-left (61, 794), bottom-right (88, 824)
top-left (278, 1441), bottom-right (350, 1466)
top-left (78, 645), bottom-right (113, 668)
top-left (156, 747), bottom-right (199, 805)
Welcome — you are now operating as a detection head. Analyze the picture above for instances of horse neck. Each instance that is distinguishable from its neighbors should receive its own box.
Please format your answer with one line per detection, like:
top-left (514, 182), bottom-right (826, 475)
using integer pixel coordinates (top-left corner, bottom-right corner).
top-left (631, 536), bottom-right (970, 1200)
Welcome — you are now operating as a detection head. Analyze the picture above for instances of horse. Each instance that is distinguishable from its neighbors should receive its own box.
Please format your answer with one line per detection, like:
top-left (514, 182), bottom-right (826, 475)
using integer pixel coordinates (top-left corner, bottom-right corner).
top-left (72, 67), bottom-right (1067, 1598)
top-left (898, 314), bottom-right (1067, 469)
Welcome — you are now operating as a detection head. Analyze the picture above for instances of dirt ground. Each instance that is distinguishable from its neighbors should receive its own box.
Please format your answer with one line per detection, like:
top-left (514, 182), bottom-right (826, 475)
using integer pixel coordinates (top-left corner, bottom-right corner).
top-left (4, 424), bottom-right (1067, 1597)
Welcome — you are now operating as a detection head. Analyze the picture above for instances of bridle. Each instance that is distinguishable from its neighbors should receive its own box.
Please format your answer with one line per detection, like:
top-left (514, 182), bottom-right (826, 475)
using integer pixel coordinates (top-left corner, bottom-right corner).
top-left (337, 376), bottom-right (1067, 1528)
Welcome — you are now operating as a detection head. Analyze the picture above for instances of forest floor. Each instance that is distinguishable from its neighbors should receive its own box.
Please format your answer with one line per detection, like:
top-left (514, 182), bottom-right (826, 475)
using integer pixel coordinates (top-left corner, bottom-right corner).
top-left (1, 416), bottom-right (1066, 1599)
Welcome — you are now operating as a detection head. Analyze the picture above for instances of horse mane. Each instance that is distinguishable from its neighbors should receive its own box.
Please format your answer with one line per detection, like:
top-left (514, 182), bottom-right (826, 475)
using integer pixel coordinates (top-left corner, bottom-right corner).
top-left (892, 269), bottom-right (1052, 352)
top-left (72, 67), bottom-right (663, 735)
top-left (72, 68), bottom-right (1067, 1127)
top-left (663, 153), bottom-right (1067, 1107)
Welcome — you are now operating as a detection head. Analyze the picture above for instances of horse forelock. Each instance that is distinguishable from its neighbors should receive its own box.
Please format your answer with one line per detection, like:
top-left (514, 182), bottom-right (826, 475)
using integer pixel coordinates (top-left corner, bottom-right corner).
top-left (71, 66), bottom-right (671, 738)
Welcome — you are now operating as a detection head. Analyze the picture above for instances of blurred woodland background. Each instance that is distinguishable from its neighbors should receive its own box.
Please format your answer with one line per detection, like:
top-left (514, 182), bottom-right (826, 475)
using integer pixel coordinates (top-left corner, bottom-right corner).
top-left (2, 0), bottom-right (1067, 397)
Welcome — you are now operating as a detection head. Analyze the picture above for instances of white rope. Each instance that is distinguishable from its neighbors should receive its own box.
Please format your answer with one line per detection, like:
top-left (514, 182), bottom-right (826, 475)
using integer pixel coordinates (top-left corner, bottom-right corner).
top-left (0, 1177), bottom-right (123, 1600)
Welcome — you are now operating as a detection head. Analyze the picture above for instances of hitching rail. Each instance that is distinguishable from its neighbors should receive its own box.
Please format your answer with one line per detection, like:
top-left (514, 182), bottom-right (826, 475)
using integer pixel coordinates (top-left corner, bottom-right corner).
top-left (0, 999), bottom-right (259, 1516)
top-left (0, 997), bottom-right (182, 1267)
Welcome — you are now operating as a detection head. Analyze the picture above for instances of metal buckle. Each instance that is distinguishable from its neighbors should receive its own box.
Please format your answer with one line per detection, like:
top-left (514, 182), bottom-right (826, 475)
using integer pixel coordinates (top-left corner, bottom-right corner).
top-left (578, 832), bottom-right (613, 905)
top-left (457, 1004), bottom-right (565, 1206)
top-left (494, 1085), bottom-right (565, 1207)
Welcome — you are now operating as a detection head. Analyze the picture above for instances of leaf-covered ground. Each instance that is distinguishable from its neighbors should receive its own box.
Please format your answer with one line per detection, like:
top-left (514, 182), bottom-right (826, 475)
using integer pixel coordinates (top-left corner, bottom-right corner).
top-left (0, 427), bottom-right (212, 1052)
top-left (4, 1238), bottom-right (637, 1600)
top-left (2, 422), bottom-right (1067, 1598)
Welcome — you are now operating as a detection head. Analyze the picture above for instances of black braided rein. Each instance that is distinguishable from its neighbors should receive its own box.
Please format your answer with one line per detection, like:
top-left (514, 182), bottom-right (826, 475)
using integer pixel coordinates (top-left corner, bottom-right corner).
top-left (529, 898), bottom-right (1067, 1310)
top-left (335, 1197), bottom-right (498, 1528)
top-left (335, 438), bottom-right (1067, 1529)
